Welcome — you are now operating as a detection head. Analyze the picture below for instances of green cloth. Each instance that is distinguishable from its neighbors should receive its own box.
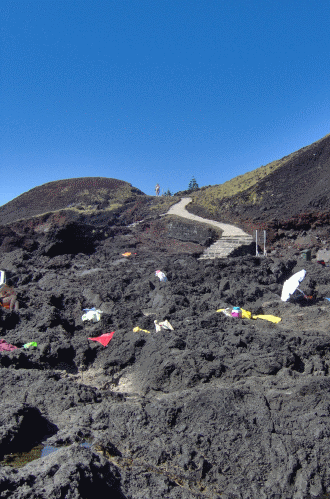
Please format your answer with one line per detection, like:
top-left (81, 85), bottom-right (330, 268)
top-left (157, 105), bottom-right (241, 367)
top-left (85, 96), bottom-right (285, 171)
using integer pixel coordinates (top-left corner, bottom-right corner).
top-left (23, 342), bottom-right (38, 348)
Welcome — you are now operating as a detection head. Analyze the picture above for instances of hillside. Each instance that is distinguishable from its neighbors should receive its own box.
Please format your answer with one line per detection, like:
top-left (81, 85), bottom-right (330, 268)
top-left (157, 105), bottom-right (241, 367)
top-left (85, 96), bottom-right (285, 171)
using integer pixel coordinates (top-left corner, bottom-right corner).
top-left (0, 133), bottom-right (329, 257)
top-left (0, 177), bottom-right (147, 226)
top-left (187, 133), bottom-right (330, 231)
top-left (2, 133), bottom-right (330, 235)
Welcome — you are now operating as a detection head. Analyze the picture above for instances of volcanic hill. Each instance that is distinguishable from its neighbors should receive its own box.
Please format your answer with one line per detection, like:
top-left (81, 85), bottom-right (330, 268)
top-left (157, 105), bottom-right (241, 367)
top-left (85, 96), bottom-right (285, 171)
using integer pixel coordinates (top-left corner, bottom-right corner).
top-left (171, 133), bottom-right (328, 255)
top-left (0, 177), bottom-right (146, 226)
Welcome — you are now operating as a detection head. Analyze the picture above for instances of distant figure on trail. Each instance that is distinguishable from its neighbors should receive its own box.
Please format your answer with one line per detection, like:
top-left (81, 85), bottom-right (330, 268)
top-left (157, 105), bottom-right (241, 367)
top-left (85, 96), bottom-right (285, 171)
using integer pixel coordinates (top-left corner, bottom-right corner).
top-left (155, 183), bottom-right (160, 196)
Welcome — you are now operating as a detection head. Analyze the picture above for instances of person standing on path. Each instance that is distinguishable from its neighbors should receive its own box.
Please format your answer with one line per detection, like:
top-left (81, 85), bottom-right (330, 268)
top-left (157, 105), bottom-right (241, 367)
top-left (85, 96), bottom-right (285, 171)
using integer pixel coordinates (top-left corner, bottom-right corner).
top-left (155, 183), bottom-right (160, 196)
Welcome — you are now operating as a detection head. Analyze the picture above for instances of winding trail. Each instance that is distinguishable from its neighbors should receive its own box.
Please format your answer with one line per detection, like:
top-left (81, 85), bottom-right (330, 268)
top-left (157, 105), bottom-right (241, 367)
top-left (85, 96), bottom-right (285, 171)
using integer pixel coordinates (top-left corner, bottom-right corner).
top-left (163, 197), bottom-right (253, 259)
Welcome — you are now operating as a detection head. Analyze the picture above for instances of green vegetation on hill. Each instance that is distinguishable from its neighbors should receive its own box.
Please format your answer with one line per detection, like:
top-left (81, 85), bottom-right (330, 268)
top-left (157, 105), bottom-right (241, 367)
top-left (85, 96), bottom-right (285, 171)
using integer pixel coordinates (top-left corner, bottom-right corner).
top-left (188, 134), bottom-right (330, 215)
top-left (189, 159), bottom-right (290, 215)
top-left (0, 178), bottom-right (146, 225)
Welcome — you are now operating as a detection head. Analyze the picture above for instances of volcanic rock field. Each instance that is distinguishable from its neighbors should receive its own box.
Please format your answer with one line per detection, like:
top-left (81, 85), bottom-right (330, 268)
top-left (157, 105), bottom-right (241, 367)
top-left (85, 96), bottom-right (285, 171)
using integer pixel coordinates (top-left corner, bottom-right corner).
top-left (1, 170), bottom-right (330, 498)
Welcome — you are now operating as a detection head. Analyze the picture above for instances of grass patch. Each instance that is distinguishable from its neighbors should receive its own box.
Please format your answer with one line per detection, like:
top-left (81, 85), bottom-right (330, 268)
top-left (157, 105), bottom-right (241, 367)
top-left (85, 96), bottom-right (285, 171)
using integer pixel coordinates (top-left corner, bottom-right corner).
top-left (188, 135), bottom-right (330, 215)
top-left (105, 203), bottom-right (123, 212)
top-left (149, 196), bottom-right (181, 213)
top-left (0, 177), bottom-right (146, 225)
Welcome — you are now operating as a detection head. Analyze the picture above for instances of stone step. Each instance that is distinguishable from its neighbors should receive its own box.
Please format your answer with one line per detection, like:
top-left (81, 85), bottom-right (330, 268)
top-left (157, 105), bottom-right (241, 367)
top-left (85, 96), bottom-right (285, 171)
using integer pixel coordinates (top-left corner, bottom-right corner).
top-left (206, 241), bottom-right (253, 249)
top-left (198, 234), bottom-right (254, 260)
top-left (129, 197), bottom-right (256, 261)
top-left (210, 239), bottom-right (253, 247)
top-left (221, 235), bottom-right (253, 241)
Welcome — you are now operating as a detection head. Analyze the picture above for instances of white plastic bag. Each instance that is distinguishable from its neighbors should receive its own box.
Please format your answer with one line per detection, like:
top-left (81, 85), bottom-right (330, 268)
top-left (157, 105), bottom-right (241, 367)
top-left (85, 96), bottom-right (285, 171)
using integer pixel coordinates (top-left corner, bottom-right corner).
top-left (154, 320), bottom-right (174, 332)
top-left (82, 307), bottom-right (103, 322)
top-left (155, 270), bottom-right (167, 282)
top-left (0, 271), bottom-right (6, 286)
top-left (221, 308), bottom-right (232, 317)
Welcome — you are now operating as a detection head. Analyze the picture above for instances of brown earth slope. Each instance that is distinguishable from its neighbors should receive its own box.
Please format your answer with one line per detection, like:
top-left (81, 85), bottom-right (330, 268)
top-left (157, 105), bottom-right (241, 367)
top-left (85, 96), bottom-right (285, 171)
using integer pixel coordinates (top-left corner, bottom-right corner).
top-left (0, 177), bottom-right (146, 226)
top-left (186, 133), bottom-right (330, 246)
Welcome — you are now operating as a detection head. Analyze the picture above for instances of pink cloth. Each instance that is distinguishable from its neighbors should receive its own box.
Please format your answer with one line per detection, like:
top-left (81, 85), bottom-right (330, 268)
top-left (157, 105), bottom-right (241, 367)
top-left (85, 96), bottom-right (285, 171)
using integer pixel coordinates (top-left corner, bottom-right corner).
top-left (88, 332), bottom-right (115, 346)
top-left (0, 339), bottom-right (18, 352)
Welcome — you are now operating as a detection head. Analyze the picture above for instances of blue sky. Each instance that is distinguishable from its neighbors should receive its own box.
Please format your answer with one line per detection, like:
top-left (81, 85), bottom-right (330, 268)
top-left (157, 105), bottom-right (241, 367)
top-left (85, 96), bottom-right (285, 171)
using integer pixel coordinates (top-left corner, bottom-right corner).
top-left (2, 0), bottom-right (330, 205)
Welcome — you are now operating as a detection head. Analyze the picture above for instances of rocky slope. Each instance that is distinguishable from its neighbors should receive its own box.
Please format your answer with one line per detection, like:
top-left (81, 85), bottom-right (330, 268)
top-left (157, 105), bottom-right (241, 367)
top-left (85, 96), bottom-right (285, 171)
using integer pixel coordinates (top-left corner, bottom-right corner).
top-left (1, 133), bottom-right (330, 497)
top-left (0, 207), bottom-right (330, 498)
top-left (186, 133), bottom-right (330, 251)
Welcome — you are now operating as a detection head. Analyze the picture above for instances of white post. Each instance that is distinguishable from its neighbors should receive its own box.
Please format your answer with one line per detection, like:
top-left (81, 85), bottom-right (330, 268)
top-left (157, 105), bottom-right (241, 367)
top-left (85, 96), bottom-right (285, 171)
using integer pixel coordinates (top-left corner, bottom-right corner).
top-left (256, 230), bottom-right (259, 256)
top-left (263, 230), bottom-right (267, 257)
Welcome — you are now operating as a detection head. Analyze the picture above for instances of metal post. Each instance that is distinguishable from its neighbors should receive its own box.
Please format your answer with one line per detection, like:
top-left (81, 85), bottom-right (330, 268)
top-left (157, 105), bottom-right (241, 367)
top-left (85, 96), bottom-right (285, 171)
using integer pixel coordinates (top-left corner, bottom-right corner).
top-left (256, 230), bottom-right (259, 256)
top-left (263, 230), bottom-right (267, 257)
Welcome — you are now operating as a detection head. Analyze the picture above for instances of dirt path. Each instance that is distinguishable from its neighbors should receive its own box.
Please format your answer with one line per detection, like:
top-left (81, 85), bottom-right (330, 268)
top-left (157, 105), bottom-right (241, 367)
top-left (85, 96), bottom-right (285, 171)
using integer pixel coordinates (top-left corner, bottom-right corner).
top-left (164, 197), bottom-right (251, 237)
top-left (163, 197), bottom-right (253, 259)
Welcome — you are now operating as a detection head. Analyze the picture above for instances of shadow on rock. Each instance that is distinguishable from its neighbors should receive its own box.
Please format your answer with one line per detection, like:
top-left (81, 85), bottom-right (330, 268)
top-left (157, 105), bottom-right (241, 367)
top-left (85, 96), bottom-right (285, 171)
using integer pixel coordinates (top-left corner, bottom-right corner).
top-left (0, 402), bottom-right (58, 460)
top-left (0, 443), bottom-right (126, 499)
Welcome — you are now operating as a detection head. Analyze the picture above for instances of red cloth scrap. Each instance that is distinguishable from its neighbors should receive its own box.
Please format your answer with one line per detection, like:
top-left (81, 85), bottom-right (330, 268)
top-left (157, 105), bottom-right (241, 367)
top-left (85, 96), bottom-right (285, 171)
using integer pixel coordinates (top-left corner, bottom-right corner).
top-left (0, 339), bottom-right (18, 352)
top-left (88, 332), bottom-right (115, 346)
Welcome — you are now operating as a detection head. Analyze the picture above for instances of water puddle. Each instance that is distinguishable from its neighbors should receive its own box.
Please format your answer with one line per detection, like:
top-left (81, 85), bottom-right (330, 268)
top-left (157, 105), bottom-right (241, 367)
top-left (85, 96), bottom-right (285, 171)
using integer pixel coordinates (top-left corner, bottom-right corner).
top-left (1, 441), bottom-right (92, 468)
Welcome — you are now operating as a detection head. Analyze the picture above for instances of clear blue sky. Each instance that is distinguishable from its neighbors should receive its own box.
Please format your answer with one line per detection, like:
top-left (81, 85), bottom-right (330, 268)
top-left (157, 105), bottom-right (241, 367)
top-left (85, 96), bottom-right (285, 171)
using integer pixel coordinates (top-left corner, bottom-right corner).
top-left (2, 0), bottom-right (330, 205)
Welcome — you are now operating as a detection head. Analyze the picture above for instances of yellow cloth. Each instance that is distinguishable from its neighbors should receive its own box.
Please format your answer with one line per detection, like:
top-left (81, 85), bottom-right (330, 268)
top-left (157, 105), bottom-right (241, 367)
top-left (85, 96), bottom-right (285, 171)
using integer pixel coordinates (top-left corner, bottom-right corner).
top-left (241, 308), bottom-right (252, 319)
top-left (133, 326), bottom-right (151, 334)
top-left (251, 314), bottom-right (281, 323)
top-left (217, 308), bottom-right (281, 323)
top-left (122, 252), bottom-right (132, 257)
